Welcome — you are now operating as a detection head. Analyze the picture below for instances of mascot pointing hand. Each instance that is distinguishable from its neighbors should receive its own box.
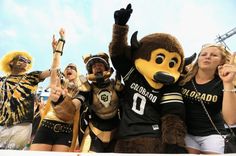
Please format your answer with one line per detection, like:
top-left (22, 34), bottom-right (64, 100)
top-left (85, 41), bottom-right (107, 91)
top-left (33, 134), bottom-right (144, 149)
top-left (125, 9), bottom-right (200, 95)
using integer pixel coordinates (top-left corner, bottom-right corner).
top-left (109, 4), bottom-right (189, 153)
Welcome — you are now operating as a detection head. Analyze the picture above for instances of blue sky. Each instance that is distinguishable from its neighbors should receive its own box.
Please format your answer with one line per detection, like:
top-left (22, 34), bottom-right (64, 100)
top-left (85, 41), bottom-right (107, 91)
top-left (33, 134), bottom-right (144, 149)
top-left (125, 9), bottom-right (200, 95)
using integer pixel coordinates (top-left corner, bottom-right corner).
top-left (0, 0), bottom-right (236, 88)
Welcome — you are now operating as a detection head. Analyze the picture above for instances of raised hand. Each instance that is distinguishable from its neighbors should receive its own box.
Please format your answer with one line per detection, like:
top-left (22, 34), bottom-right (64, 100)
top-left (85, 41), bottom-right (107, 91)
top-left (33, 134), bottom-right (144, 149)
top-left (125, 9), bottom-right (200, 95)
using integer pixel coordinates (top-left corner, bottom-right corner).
top-left (55, 28), bottom-right (65, 56)
top-left (59, 28), bottom-right (65, 40)
top-left (218, 52), bottom-right (236, 83)
top-left (51, 34), bottom-right (57, 52)
top-left (114, 3), bottom-right (133, 26)
top-left (52, 28), bottom-right (65, 52)
top-left (50, 77), bottom-right (68, 103)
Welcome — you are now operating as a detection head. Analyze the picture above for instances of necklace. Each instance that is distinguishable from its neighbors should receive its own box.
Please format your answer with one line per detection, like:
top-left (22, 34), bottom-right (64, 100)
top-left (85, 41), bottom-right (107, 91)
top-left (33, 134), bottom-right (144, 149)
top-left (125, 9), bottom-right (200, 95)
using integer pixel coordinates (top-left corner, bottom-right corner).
top-left (0, 75), bottom-right (25, 104)
top-left (1, 75), bottom-right (25, 91)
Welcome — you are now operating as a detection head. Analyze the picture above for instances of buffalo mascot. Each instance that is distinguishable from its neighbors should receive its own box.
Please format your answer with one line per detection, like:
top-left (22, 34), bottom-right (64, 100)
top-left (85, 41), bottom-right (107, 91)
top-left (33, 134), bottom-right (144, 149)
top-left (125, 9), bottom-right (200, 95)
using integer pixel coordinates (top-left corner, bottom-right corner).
top-left (109, 4), bottom-right (193, 153)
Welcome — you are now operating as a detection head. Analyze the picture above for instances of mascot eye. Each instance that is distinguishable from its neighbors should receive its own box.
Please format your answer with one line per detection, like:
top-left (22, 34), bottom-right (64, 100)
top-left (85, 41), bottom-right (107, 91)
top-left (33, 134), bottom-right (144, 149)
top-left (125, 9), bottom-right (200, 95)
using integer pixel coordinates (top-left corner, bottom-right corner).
top-left (169, 58), bottom-right (178, 68)
top-left (156, 54), bottom-right (165, 64)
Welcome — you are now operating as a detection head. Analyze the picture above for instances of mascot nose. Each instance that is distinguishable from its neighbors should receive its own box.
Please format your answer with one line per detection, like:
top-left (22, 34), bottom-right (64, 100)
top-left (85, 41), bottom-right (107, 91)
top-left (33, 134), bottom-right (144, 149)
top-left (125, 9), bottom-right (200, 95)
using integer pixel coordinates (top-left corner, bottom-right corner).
top-left (153, 72), bottom-right (175, 85)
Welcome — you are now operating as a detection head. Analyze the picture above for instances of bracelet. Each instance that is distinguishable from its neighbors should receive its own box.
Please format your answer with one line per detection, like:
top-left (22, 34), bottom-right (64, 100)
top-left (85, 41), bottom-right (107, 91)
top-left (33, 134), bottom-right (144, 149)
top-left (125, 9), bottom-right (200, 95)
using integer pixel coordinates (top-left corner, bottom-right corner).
top-left (49, 68), bottom-right (60, 71)
top-left (54, 50), bottom-right (63, 56)
top-left (58, 38), bottom-right (65, 43)
top-left (222, 88), bottom-right (236, 92)
top-left (53, 39), bottom-right (65, 55)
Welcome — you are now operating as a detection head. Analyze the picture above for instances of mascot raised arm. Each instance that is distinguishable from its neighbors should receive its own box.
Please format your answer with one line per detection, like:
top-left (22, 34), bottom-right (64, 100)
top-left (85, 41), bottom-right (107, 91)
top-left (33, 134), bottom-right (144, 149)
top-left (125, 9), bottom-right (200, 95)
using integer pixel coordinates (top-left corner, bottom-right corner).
top-left (109, 4), bottom-right (191, 153)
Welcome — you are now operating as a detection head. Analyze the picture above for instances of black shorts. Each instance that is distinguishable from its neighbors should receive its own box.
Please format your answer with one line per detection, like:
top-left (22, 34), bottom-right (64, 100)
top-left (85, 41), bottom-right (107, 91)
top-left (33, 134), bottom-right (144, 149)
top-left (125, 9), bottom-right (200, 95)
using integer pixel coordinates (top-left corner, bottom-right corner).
top-left (89, 131), bottom-right (117, 152)
top-left (32, 119), bottom-right (73, 146)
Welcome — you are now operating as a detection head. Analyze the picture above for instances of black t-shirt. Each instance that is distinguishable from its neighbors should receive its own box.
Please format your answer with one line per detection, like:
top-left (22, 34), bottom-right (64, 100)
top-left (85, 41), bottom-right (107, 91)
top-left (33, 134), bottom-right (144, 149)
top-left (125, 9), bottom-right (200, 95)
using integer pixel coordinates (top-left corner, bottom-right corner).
top-left (181, 76), bottom-right (226, 136)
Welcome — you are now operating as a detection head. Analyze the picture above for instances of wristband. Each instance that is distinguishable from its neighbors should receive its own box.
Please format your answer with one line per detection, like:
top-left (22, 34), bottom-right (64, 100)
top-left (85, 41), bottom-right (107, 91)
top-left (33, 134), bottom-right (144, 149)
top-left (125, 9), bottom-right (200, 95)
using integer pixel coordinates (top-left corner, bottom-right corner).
top-left (58, 38), bottom-right (65, 43)
top-left (54, 50), bottom-right (63, 56)
top-left (53, 39), bottom-right (65, 55)
top-left (49, 68), bottom-right (60, 71)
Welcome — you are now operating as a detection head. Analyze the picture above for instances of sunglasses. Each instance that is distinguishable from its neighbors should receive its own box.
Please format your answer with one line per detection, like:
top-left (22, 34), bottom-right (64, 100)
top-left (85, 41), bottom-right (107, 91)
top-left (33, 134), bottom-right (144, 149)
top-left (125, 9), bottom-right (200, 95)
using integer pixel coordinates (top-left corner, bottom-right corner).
top-left (66, 65), bottom-right (77, 71)
top-left (18, 56), bottom-right (31, 64)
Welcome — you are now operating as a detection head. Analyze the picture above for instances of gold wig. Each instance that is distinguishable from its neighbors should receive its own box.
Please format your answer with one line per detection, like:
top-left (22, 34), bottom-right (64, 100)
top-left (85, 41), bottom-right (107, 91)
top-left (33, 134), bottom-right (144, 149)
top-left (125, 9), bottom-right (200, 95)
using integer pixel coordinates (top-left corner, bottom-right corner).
top-left (0, 51), bottom-right (33, 74)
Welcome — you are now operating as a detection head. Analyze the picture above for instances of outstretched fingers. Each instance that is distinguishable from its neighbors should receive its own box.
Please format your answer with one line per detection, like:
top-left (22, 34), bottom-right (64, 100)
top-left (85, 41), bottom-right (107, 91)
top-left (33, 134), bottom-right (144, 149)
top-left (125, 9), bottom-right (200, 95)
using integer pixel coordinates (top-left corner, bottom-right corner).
top-left (59, 28), bottom-right (65, 39)
top-left (52, 34), bottom-right (57, 51)
top-left (230, 52), bottom-right (236, 72)
top-left (50, 78), bottom-right (67, 102)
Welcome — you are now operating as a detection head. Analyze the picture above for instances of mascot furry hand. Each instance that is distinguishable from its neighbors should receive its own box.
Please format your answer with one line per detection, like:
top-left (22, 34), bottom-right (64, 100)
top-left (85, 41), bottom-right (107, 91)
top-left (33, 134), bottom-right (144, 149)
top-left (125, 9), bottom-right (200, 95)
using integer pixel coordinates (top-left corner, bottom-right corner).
top-left (109, 4), bottom-right (190, 153)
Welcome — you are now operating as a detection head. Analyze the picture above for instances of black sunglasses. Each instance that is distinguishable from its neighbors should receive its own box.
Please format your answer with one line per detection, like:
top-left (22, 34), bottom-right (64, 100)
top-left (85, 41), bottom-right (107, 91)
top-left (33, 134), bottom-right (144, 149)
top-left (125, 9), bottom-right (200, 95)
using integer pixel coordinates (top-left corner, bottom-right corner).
top-left (18, 56), bottom-right (31, 64)
top-left (66, 65), bottom-right (77, 71)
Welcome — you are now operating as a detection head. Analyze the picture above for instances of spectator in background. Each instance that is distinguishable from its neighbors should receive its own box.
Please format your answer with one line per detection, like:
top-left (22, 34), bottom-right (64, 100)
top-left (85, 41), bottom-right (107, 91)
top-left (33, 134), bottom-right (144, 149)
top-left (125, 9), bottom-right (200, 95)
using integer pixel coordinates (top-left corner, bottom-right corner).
top-left (31, 89), bottom-right (48, 142)
top-left (0, 51), bottom-right (50, 150)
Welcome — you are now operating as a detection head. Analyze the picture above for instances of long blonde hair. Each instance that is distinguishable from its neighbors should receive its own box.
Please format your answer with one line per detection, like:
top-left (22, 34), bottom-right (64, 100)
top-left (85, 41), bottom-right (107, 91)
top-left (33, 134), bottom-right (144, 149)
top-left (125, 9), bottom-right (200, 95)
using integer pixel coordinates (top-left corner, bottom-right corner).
top-left (179, 43), bottom-right (231, 86)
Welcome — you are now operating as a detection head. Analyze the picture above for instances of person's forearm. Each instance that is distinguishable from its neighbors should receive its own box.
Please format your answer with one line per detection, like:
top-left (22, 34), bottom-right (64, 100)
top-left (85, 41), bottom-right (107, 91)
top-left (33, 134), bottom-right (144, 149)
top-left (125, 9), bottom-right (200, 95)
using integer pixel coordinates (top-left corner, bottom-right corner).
top-left (222, 83), bottom-right (236, 125)
top-left (50, 37), bottom-right (65, 86)
top-left (51, 38), bottom-right (65, 69)
top-left (109, 24), bottom-right (129, 57)
top-left (72, 99), bottom-right (81, 110)
top-left (39, 69), bottom-right (51, 80)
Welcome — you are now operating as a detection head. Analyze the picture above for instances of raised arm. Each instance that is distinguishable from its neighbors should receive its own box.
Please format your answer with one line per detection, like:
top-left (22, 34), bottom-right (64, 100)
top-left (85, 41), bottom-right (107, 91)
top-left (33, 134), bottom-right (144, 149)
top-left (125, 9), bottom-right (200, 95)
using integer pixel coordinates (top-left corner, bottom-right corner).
top-left (108, 4), bottom-right (134, 76)
top-left (109, 4), bottom-right (132, 58)
top-left (219, 53), bottom-right (236, 125)
top-left (50, 28), bottom-right (65, 88)
top-left (38, 29), bottom-right (65, 80)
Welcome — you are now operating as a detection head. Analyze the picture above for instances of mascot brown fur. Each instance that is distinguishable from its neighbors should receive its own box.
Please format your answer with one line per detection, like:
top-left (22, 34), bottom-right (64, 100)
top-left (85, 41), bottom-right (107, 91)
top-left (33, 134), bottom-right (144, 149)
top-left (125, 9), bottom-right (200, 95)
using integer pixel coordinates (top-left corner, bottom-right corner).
top-left (109, 4), bottom-right (189, 153)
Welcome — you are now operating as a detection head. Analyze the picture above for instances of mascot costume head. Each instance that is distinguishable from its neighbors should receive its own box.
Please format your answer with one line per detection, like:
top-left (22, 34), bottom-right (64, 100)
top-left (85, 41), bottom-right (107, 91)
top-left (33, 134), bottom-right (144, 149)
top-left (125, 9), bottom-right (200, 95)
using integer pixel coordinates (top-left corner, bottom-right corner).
top-left (131, 31), bottom-right (185, 89)
top-left (83, 52), bottom-right (114, 84)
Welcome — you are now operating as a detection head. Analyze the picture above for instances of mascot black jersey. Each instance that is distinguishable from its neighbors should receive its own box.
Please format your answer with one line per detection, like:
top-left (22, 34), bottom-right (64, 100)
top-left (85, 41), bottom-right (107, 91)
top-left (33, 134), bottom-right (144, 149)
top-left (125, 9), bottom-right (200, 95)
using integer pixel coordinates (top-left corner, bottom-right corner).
top-left (113, 58), bottom-right (184, 139)
top-left (109, 4), bottom-right (187, 153)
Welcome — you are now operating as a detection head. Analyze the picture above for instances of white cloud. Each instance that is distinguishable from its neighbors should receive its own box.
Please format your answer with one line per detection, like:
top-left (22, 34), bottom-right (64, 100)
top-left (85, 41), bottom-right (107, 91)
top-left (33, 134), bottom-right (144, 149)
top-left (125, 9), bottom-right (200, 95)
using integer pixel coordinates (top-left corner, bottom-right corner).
top-left (3, 0), bottom-right (27, 18)
top-left (0, 0), bottom-right (235, 82)
top-left (1, 29), bottom-right (17, 38)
